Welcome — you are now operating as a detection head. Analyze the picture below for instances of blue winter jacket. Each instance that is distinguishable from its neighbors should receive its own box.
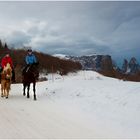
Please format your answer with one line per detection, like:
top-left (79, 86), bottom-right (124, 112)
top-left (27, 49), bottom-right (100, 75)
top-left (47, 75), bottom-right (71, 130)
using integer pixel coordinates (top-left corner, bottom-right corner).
top-left (25, 54), bottom-right (37, 65)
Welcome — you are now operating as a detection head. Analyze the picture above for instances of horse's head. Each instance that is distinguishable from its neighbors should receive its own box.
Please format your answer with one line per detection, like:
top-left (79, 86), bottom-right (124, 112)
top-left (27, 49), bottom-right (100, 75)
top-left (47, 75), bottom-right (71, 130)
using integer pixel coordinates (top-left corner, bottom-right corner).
top-left (1, 63), bottom-right (12, 80)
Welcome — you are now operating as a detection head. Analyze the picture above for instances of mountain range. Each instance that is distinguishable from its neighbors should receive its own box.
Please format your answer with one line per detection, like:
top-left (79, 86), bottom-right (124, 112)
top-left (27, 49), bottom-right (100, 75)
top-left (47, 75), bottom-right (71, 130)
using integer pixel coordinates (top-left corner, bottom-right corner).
top-left (54, 54), bottom-right (140, 81)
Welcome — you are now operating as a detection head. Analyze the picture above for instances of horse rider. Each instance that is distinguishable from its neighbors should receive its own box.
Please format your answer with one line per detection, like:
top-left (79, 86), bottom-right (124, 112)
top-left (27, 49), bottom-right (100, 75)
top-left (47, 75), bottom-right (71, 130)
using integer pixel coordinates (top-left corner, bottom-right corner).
top-left (22, 49), bottom-right (39, 79)
top-left (1, 53), bottom-right (16, 82)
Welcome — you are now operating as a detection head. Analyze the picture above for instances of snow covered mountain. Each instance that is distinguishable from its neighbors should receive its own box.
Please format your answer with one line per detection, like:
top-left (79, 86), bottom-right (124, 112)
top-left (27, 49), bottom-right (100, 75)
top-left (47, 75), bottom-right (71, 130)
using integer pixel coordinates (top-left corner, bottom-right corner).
top-left (53, 54), bottom-right (140, 81)
top-left (0, 71), bottom-right (140, 138)
top-left (53, 54), bottom-right (69, 59)
top-left (53, 54), bottom-right (140, 74)
top-left (54, 54), bottom-right (114, 73)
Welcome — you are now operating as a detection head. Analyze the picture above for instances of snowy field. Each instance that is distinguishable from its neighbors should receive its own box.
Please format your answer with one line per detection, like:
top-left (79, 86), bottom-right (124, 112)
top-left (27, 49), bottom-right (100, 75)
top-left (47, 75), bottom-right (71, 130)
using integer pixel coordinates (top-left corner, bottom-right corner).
top-left (0, 70), bottom-right (140, 139)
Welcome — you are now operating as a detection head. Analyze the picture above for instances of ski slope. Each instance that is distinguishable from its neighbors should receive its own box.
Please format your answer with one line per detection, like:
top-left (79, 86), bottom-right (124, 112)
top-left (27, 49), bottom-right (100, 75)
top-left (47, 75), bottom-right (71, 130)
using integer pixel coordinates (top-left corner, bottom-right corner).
top-left (0, 70), bottom-right (140, 138)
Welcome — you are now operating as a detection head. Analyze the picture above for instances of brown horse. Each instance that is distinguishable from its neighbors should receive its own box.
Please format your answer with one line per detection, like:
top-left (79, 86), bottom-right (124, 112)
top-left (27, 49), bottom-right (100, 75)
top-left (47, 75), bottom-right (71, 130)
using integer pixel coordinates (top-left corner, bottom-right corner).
top-left (1, 63), bottom-right (12, 98)
top-left (22, 64), bottom-right (39, 100)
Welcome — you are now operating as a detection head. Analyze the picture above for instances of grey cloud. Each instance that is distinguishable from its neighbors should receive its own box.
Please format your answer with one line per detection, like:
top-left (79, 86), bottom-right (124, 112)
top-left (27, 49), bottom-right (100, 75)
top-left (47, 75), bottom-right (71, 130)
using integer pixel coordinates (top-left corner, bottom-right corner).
top-left (0, 1), bottom-right (140, 63)
top-left (6, 31), bottom-right (31, 47)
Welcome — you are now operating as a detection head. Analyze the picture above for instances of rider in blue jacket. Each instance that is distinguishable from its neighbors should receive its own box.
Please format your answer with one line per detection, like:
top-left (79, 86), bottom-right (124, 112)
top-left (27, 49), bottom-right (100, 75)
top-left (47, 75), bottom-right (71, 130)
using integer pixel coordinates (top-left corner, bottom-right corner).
top-left (26, 49), bottom-right (37, 65)
top-left (22, 49), bottom-right (39, 79)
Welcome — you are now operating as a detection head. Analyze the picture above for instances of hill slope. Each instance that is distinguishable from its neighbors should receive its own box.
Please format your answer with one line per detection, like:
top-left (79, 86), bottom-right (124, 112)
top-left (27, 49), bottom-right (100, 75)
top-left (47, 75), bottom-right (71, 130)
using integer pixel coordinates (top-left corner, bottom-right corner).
top-left (0, 42), bottom-right (82, 83)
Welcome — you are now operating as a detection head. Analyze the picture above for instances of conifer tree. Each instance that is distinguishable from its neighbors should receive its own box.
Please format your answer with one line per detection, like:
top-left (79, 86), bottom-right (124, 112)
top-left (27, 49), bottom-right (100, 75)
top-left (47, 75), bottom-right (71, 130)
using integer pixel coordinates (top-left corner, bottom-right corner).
top-left (0, 40), bottom-right (2, 48)
top-left (4, 43), bottom-right (8, 49)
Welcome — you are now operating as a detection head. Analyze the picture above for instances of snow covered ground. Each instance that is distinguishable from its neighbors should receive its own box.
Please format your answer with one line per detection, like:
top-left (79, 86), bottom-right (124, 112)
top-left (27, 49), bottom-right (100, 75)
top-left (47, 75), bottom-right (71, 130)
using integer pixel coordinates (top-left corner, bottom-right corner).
top-left (0, 70), bottom-right (140, 139)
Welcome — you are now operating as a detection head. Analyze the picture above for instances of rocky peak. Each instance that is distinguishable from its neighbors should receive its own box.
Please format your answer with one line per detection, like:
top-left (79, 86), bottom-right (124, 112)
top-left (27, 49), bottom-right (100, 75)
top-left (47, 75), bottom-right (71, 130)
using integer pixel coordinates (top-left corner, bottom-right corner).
top-left (129, 57), bottom-right (138, 66)
top-left (122, 59), bottom-right (129, 73)
top-left (68, 54), bottom-right (114, 76)
top-left (121, 57), bottom-right (140, 74)
top-left (128, 57), bottom-right (139, 74)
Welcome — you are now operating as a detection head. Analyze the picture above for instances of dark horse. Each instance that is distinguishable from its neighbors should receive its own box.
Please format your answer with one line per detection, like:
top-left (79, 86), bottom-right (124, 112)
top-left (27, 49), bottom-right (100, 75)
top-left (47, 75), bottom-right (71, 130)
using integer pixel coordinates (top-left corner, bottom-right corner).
top-left (22, 63), bottom-right (39, 100)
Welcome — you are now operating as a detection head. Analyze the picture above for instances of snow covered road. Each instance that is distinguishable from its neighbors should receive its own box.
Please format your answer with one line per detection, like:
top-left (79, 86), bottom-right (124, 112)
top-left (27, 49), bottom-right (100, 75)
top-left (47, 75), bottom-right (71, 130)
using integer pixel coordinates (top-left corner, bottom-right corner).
top-left (0, 92), bottom-right (98, 139)
top-left (0, 71), bottom-right (140, 138)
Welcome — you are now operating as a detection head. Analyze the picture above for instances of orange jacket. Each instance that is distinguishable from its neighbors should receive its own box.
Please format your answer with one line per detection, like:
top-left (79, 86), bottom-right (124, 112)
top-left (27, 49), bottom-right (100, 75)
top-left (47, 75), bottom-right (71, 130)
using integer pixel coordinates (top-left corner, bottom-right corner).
top-left (1, 56), bottom-right (13, 69)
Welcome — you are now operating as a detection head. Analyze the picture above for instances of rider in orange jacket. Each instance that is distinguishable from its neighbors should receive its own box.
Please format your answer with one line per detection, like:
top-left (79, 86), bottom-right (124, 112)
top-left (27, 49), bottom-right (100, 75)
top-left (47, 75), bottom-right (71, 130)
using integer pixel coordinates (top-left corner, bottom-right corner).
top-left (1, 53), bottom-right (15, 82)
top-left (1, 54), bottom-right (13, 69)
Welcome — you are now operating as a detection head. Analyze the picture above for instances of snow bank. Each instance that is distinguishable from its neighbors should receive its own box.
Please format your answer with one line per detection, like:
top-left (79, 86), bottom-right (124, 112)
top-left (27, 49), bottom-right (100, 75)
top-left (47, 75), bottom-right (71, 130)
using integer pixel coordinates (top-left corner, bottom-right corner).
top-left (0, 70), bottom-right (140, 138)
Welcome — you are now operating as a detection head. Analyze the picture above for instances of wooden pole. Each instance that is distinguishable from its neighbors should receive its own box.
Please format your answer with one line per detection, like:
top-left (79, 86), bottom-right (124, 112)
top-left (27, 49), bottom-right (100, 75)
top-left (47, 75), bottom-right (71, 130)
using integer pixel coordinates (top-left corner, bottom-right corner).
top-left (52, 65), bottom-right (54, 82)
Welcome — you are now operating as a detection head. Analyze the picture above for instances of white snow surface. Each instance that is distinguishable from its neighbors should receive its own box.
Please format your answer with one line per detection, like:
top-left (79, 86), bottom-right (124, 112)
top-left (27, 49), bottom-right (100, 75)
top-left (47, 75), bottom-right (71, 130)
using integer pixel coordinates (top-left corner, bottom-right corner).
top-left (0, 70), bottom-right (140, 139)
top-left (53, 54), bottom-right (68, 59)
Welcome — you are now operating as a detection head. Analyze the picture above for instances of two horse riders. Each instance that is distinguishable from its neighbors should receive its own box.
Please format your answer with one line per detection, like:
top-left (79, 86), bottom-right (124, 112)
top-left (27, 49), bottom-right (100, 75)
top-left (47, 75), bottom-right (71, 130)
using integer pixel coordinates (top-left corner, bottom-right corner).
top-left (0, 53), bottom-right (15, 82)
top-left (0, 49), bottom-right (39, 83)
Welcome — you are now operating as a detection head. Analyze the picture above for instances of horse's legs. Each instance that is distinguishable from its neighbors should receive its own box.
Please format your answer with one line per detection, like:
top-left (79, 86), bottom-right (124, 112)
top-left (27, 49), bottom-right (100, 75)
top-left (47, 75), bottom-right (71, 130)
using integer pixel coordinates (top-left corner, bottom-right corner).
top-left (3, 83), bottom-right (6, 97)
top-left (1, 80), bottom-right (4, 97)
top-left (5, 89), bottom-right (8, 99)
top-left (33, 82), bottom-right (36, 100)
top-left (1, 90), bottom-right (4, 97)
top-left (4, 89), bottom-right (6, 98)
top-left (27, 83), bottom-right (30, 98)
top-left (1, 85), bottom-right (3, 97)
top-left (1, 81), bottom-right (9, 98)
top-left (5, 82), bottom-right (11, 99)
top-left (23, 83), bottom-right (26, 96)
top-left (6, 90), bottom-right (9, 98)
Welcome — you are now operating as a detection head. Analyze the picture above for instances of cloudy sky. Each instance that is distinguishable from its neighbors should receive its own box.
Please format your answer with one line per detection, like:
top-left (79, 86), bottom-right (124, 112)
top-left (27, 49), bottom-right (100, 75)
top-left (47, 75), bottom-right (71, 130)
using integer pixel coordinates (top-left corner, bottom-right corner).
top-left (0, 1), bottom-right (140, 64)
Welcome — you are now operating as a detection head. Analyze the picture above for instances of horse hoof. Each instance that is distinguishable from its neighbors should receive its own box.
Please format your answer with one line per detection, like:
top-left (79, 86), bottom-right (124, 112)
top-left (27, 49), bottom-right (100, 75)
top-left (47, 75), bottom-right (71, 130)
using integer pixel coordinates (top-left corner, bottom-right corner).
top-left (27, 96), bottom-right (30, 98)
top-left (1, 95), bottom-right (4, 97)
top-left (6, 96), bottom-right (8, 99)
